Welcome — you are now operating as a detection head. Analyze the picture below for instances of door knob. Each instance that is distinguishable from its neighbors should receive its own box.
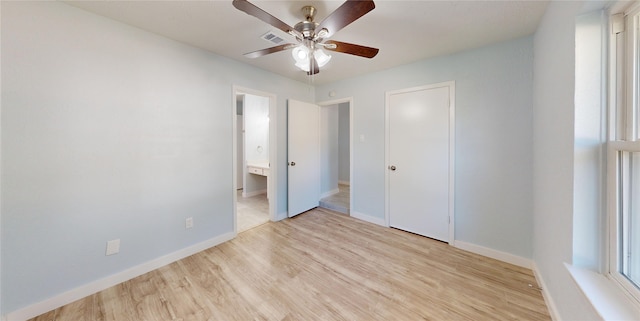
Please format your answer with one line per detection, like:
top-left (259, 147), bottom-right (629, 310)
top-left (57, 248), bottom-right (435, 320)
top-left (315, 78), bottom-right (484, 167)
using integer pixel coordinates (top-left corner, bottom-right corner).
top-left (389, 165), bottom-right (396, 171)
top-left (290, 161), bottom-right (296, 166)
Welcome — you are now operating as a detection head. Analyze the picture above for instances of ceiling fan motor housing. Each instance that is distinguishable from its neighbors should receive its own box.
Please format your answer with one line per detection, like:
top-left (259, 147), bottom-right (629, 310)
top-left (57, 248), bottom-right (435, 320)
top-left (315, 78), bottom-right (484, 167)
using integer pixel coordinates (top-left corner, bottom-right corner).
top-left (295, 6), bottom-right (319, 40)
top-left (301, 5), bottom-right (316, 21)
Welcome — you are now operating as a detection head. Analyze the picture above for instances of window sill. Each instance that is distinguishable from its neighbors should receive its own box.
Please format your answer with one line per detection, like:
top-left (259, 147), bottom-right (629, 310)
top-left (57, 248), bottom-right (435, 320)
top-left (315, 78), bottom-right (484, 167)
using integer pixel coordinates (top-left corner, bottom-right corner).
top-left (565, 263), bottom-right (640, 320)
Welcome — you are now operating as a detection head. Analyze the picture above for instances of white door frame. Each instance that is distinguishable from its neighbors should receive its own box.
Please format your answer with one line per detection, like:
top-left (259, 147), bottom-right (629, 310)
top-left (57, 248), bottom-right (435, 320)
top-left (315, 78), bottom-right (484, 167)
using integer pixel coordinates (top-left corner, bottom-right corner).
top-left (232, 86), bottom-right (277, 234)
top-left (384, 82), bottom-right (455, 244)
top-left (318, 97), bottom-right (354, 217)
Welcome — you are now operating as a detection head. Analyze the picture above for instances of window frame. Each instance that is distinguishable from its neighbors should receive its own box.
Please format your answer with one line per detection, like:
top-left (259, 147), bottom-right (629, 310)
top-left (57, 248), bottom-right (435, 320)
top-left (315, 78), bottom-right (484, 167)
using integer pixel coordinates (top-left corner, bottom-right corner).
top-left (608, 142), bottom-right (640, 303)
top-left (607, 2), bottom-right (640, 306)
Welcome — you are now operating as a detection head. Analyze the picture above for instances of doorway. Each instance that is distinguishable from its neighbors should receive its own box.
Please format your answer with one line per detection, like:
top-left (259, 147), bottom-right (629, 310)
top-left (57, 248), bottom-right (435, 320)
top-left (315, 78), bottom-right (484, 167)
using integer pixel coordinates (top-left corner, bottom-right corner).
top-left (385, 82), bottom-right (455, 243)
top-left (233, 87), bottom-right (277, 233)
top-left (318, 98), bottom-right (353, 215)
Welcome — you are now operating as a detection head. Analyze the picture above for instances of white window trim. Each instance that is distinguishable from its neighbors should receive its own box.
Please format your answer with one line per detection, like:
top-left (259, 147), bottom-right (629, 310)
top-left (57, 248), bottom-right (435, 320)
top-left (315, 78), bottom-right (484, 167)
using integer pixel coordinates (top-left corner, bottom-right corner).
top-left (607, 141), bottom-right (640, 305)
top-left (606, 0), bottom-right (640, 311)
top-left (567, 264), bottom-right (640, 320)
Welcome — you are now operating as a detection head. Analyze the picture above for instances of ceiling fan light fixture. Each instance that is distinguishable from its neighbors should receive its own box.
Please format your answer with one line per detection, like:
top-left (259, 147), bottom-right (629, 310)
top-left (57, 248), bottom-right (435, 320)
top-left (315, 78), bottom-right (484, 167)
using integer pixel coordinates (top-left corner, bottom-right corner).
top-left (314, 49), bottom-right (331, 68)
top-left (316, 28), bottom-right (329, 39)
top-left (292, 46), bottom-right (309, 62)
top-left (295, 60), bottom-right (311, 72)
top-left (291, 45), bottom-right (331, 72)
top-left (292, 45), bottom-right (311, 72)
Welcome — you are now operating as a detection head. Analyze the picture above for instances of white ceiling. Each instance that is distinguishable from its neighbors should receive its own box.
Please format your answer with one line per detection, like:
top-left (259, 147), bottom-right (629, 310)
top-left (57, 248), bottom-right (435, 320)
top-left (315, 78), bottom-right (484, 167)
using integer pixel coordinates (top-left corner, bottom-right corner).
top-left (64, 0), bottom-right (549, 85)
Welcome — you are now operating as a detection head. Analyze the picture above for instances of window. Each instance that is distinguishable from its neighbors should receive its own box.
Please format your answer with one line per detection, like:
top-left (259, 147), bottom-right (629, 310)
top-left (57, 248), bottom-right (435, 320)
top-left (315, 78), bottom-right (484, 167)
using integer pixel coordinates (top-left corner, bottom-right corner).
top-left (609, 3), bottom-right (640, 305)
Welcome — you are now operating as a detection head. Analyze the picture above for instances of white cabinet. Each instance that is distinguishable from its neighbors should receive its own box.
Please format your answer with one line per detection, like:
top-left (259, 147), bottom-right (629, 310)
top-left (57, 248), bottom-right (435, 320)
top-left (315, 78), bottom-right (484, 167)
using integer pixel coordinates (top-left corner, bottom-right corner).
top-left (247, 161), bottom-right (270, 199)
top-left (248, 166), bottom-right (265, 176)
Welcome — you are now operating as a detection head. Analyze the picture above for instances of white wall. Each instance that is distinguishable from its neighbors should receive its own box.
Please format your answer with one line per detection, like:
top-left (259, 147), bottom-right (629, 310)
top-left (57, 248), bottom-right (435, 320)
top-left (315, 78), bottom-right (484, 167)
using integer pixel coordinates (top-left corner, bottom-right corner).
top-left (316, 36), bottom-right (534, 259)
top-left (1, 1), bottom-right (313, 315)
top-left (244, 94), bottom-right (269, 163)
top-left (532, 1), bottom-right (600, 319)
top-left (243, 94), bottom-right (269, 195)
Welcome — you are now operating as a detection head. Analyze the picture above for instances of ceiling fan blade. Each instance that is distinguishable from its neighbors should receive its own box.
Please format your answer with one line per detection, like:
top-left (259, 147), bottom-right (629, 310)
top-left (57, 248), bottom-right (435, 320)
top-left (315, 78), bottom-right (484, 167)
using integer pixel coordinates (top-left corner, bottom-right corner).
top-left (315, 0), bottom-right (375, 38)
top-left (307, 55), bottom-right (320, 75)
top-left (232, 0), bottom-right (300, 37)
top-left (244, 44), bottom-right (297, 59)
top-left (324, 40), bottom-right (379, 58)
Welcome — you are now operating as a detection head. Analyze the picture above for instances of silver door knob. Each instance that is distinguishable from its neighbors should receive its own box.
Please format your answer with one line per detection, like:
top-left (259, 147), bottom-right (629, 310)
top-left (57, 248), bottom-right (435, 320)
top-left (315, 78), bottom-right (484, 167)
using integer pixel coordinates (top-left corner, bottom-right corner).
top-left (389, 165), bottom-right (396, 171)
top-left (290, 161), bottom-right (296, 166)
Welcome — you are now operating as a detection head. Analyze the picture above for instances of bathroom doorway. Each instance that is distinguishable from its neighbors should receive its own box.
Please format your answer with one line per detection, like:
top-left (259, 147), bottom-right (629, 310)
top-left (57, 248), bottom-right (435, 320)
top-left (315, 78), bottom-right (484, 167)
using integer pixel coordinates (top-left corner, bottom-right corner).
top-left (233, 87), bottom-right (276, 233)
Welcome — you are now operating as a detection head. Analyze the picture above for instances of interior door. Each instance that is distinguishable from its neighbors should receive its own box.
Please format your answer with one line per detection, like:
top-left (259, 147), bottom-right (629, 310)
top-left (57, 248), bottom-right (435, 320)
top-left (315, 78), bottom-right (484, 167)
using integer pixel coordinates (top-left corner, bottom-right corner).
top-left (387, 83), bottom-right (453, 242)
top-left (288, 99), bottom-right (320, 217)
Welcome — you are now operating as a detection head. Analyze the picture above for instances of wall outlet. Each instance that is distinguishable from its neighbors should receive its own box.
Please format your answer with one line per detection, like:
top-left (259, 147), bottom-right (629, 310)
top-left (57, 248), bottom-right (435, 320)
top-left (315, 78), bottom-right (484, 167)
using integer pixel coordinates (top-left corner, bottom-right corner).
top-left (105, 239), bottom-right (120, 256)
top-left (186, 217), bottom-right (194, 229)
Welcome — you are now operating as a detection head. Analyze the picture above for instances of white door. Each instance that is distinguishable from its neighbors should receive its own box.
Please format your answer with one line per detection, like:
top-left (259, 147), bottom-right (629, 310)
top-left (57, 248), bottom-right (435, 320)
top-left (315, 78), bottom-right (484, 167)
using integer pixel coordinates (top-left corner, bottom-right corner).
top-left (288, 99), bottom-right (320, 217)
top-left (386, 83), bottom-right (454, 242)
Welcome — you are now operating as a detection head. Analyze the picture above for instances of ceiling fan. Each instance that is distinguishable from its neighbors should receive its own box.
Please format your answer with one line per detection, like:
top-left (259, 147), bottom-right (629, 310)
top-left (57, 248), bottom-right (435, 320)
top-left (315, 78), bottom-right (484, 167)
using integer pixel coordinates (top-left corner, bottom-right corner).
top-left (232, 0), bottom-right (379, 75)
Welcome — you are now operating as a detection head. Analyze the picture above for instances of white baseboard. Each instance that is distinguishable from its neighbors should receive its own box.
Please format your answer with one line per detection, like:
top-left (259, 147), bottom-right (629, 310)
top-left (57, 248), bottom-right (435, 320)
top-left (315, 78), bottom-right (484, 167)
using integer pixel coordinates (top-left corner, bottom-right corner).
top-left (320, 188), bottom-right (340, 199)
top-left (533, 263), bottom-right (561, 321)
top-left (338, 180), bottom-right (350, 186)
top-left (6, 232), bottom-right (235, 321)
top-left (454, 241), bottom-right (532, 269)
top-left (351, 211), bottom-right (386, 226)
top-left (242, 189), bottom-right (267, 198)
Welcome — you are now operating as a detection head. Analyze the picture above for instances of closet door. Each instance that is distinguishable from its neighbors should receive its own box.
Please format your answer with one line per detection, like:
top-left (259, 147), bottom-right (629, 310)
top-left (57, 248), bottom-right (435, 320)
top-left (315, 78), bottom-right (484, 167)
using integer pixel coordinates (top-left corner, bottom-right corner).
top-left (386, 82), bottom-right (454, 242)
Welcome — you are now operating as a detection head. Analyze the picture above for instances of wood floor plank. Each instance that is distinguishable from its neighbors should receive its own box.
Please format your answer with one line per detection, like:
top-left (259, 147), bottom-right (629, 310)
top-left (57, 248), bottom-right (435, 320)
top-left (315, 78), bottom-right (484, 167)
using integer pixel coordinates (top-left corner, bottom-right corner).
top-left (28, 208), bottom-right (551, 321)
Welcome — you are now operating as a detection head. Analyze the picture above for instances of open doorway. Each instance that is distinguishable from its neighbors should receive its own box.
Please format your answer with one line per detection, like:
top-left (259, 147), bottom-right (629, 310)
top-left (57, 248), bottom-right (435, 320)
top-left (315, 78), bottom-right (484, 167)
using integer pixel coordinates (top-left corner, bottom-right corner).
top-left (318, 99), bottom-right (352, 215)
top-left (233, 87), bottom-right (277, 233)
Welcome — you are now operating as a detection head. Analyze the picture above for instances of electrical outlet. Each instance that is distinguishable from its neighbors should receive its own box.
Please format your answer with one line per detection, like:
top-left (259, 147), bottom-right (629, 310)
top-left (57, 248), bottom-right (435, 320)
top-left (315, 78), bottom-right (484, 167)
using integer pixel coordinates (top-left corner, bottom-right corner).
top-left (106, 239), bottom-right (120, 256)
top-left (186, 217), bottom-right (194, 229)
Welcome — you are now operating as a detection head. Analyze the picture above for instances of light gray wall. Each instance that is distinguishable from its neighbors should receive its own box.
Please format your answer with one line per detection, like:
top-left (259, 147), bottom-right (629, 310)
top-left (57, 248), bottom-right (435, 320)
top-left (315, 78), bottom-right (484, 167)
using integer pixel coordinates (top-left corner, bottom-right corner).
top-left (320, 104), bottom-right (339, 195)
top-left (0, 2), bottom-right (3, 317)
top-left (531, 1), bottom-right (600, 319)
top-left (316, 36), bottom-right (534, 259)
top-left (338, 102), bottom-right (350, 184)
top-left (1, 1), bottom-right (313, 313)
top-left (573, 10), bottom-right (606, 272)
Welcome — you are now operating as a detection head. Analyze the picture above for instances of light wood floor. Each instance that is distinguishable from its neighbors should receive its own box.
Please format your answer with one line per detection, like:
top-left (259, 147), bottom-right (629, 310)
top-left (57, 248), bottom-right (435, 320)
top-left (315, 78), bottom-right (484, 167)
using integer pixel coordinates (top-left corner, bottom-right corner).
top-left (30, 208), bottom-right (550, 321)
top-left (319, 184), bottom-right (350, 214)
top-left (237, 190), bottom-right (269, 233)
